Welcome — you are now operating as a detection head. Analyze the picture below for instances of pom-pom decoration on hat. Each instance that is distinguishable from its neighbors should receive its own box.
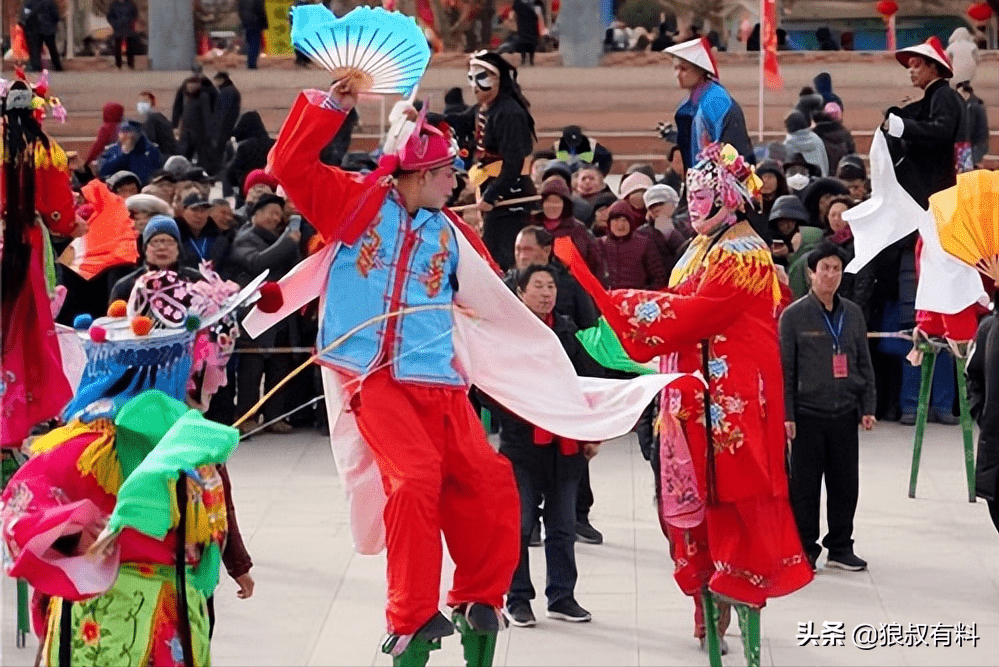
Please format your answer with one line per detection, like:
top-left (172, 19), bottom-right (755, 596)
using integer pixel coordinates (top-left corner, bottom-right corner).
top-left (73, 314), bottom-right (94, 330)
top-left (185, 315), bottom-right (202, 332)
top-left (257, 282), bottom-right (284, 313)
top-left (291, 4), bottom-right (431, 96)
top-left (130, 316), bottom-right (153, 336)
top-left (89, 326), bottom-right (107, 343)
top-left (686, 142), bottom-right (761, 210)
top-left (108, 300), bottom-right (128, 318)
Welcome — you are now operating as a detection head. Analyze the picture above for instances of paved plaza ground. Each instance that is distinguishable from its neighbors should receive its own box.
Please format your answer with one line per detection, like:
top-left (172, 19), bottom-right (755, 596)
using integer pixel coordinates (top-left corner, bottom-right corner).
top-left (4, 420), bottom-right (996, 666)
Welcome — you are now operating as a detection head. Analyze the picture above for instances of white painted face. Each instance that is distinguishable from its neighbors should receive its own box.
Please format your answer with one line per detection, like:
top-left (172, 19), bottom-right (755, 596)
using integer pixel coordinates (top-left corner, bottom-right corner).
top-left (468, 65), bottom-right (498, 93)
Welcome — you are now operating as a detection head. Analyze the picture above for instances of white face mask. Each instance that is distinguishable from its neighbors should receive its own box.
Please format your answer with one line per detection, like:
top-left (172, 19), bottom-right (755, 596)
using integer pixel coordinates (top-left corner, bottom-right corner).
top-left (787, 173), bottom-right (811, 190)
top-left (136, 101), bottom-right (151, 115)
top-left (467, 66), bottom-right (497, 92)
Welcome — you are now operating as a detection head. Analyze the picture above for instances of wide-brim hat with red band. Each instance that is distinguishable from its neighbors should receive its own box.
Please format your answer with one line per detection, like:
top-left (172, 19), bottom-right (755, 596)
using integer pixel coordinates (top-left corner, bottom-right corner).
top-left (895, 36), bottom-right (953, 78)
top-left (665, 36), bottom-right (719, 79)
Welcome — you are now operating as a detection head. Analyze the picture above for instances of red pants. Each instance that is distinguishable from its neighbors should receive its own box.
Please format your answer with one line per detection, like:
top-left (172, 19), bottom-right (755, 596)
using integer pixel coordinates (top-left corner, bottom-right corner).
top-left (350, 369), bottom-right (520, 634)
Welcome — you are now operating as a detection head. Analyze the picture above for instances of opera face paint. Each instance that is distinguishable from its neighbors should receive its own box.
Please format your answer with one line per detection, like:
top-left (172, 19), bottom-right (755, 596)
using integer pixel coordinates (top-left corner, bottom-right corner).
top-left (688, 186), bottom-right (733, 235)
top-left (468, 65), bottom-right (499, 106)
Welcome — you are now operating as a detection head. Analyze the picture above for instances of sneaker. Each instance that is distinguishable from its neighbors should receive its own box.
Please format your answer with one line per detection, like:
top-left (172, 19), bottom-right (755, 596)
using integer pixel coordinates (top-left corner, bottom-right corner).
top-left (826, 553), bottom-right (867, 571)
top-left (237, 421), bottom-right (257, 438)
top-left (529, 522), bottom-right (542, 547)
top-left (546, 598), bottom-right (591, 623)
top-left (900, 412), bottom-right (917, 426)
top-left (505, 601), bottom-right (536, 628)
top-left (929, 408), bottom-right (959, 425)
top-left (575, 520), bottom-right (603, 545)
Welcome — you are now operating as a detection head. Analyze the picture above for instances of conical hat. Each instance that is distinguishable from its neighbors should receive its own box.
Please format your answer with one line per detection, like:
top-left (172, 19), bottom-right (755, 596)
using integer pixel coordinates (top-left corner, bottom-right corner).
top-left (665, 37), bottom-right (718, 79)
top-left (895, 36), bottom-right (953, 79)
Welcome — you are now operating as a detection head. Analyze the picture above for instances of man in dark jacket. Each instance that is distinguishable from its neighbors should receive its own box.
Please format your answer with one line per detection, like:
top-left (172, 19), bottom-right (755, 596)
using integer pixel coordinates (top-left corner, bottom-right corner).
top-left (956, 82), bottom-right (990, 168)
top-left (228, 194), bottom-right (302, 434)
top-left (238, 0), bottom-right (268, 69)
top-left (486, 264), bottom-right (603, 626)
top-left (137, 92), bottom-right (177, 160)
top-left (225, 112), bottom-right (275, 200)
top-left (176, 192), bottom-right (234, 275)
top-left (811, 108), bottom-right (856, 176)
top-left (21, 0), bottom-right (62, 72)
top-left (883, 37), bottom-right (964, 209)
top-left (780, 243), bottom-right (876, 572)
top-left (176, 76), bottom-right (219, 174)
top-left (967, 304), bottom-right (999, 532)
top-left (98, 122), bottom-right (161, 186)
top-left (106, 0), bottom-right (139, 69)
top-left (512, 0), bottom-right (539, 66)
top-left (212, 72), bottom-right (242, 159)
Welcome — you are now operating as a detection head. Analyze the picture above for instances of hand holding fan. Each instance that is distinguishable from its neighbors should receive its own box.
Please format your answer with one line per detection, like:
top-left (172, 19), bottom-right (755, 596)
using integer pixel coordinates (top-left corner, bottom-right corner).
top-left (931, 170), bottom-right (999, 284)
top-left (291, 4), bottom-right (431, 97)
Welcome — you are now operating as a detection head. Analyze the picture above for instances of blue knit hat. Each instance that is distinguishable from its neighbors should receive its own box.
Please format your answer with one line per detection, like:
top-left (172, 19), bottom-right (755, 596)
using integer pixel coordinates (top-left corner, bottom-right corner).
top-left (141, 214), bottom-right (181, 247)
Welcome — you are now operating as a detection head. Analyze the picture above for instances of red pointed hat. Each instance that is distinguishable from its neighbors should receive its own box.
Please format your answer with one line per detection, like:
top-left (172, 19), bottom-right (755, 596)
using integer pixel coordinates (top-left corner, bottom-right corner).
top-left (895, 36), bottom-right (953, 78)
top-left (665, 36), bottom-right (719, 79)
top-left (396, 106), bottom-right (458, 172)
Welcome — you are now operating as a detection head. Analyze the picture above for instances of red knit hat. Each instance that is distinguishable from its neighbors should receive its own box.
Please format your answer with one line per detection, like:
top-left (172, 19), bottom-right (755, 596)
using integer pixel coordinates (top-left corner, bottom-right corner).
top-left (895, 36), bottom-right (953, 78)
top-left (243, 169), bottom-right (280, 195)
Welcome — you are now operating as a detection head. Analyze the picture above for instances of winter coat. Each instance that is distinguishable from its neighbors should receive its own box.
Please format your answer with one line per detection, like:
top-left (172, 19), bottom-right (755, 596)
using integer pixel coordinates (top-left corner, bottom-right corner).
top-left (946, 27), bottom-right (979, 84)
top-left (599, 205), bottom-right (668, 290)
top-left (141, 110), bottom-right (178, 159)
top-left (86, 102), bottom-right (124, 165)
top-left (963, 93), bottom-right (990, 164)
top-left (784, 129), bottom-right (829, 177)
top-left (227, 111), bottom-right (275, 196)
top-left (228, 224), bottom-right (301, 290)
top-left (811, 119), bottom-right (856, 175)
top-left (812, 73), bottom-right (843, 111)
top-left (513, 0), bottom-right (540, 49)
top-left (97, 125), bottom-right (162, 185)
top-left (238, 0), bottom-right (269, 31)
top-left (967, 313), bottom-right (998, 501)
top-left (106, 0), bottom-right (138, 37)
top-left (172, 77), bottom-right (217, 128)
top-left (177, 217), bottom-right (235, 277)
top-left (885, 78), bottom-right (963, 208)
top-left (534, 178), bottom-right (607, 284)
top-left (214, 81), bottom-right (242, 150)
top-left (22, 0), bottom-right (60, 36)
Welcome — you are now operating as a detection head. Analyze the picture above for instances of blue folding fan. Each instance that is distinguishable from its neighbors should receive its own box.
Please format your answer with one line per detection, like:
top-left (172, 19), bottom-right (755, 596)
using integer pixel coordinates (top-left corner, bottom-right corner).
top-left (291, 5), bottom-right (431, 97)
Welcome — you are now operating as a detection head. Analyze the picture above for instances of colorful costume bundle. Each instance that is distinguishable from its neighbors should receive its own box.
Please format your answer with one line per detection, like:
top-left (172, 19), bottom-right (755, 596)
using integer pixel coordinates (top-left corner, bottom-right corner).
top-left (2, 263), bottom-right (262, 666)
top-left (1, 73), bottom-right (77, 447)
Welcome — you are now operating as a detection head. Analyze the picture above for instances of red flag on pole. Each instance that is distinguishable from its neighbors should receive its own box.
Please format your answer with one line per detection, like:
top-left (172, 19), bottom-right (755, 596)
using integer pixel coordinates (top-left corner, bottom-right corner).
top-left (762, 0), bottom-right (783, 90)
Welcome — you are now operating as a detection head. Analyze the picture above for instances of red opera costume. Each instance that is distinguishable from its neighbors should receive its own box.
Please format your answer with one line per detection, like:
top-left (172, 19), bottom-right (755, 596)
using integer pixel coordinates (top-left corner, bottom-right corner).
top-left (558, 144), bottom-right (813, 613)
top-left (267, 89), bottom-right (520, 637)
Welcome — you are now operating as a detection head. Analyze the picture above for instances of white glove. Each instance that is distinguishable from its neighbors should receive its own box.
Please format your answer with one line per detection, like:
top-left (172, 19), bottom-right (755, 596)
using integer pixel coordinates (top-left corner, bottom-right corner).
top-left (886, 113), bottom-right (905, 138)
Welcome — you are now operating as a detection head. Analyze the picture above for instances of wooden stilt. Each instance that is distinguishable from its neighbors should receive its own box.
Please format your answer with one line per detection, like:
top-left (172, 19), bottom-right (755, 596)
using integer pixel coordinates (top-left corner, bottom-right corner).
top-left (908, 348), bottom-right (937, 498)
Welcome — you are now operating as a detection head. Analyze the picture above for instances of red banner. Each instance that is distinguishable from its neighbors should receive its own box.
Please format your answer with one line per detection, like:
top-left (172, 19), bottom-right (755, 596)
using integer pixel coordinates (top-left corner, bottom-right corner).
top-left (762, 0), bottom-right (783, 90)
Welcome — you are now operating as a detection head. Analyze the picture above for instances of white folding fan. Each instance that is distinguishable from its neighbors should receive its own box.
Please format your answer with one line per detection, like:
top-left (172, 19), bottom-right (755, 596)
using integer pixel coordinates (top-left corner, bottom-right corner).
top-left (291, 5), bottom-right (431, 97)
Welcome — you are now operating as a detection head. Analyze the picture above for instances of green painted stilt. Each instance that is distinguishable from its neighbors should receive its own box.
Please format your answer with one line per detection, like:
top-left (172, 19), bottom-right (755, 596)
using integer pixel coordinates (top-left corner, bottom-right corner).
top-left (953, 355), bottom-right (977, 503)
top-left (908, 345), bottom-right (937, 498)
top-left (701, 587), bottom-right (723, 667)
top-left (736, 604), bottom-right (761, 667)
top-left (452, 611), bottom-right (498, 667)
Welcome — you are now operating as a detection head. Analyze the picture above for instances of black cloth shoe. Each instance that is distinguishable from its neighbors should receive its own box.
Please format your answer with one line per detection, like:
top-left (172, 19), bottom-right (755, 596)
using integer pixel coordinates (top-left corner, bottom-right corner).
top-left (575, 519), bottom-right (603, 544)
top-left (826, 552), bottom-right (867, 571)
top-left (547, 598), bottom-right (591, 622)
top-left (505, 601), bottom-right (536, 627)
top-left (529, 521), bottom-right (542, 547)
top-left (929, 408), bottom-right (960, 425)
